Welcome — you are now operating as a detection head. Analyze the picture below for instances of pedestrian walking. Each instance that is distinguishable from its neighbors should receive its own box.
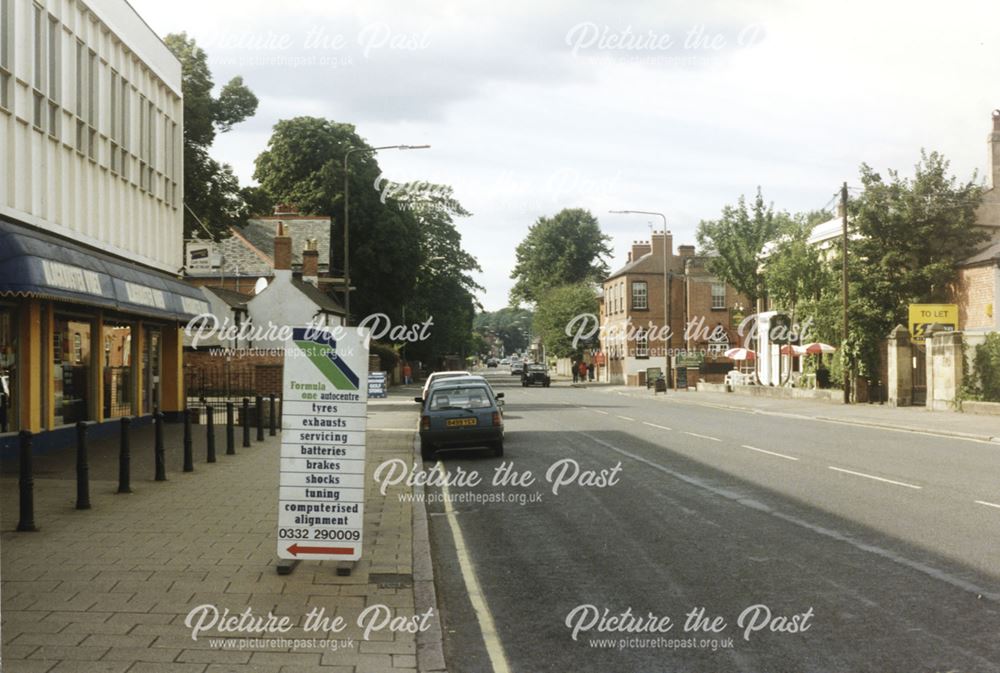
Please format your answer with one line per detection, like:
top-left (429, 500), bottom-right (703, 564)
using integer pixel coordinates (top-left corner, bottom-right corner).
top-left (588, 362), bottom-right (594, 381)
top-left (578, 361), bottom-right (588, 383)
top-left (403, 362), bottom-right (413, 385)
top-left (572, 360), bottom-right (579, 383)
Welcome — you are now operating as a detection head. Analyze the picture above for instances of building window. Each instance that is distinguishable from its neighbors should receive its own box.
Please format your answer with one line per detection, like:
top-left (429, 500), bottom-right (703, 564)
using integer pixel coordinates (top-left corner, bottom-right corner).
top-left (636, 330), bottom-right (649, 359)
top-left (632, 281), bottom-right (648, 310)
top-left (0, 0), bottom-right (12, 111)
top-left (47, 14), bottom-right (60, 139)
top-left (0, 307), bottom-right (17, 432)
top-left (711, 283), bottom-right (726, 310)
top-left (75, 40), bottom-right (85, 152)
top-left (87, 49), bottom-right (97, 159)
top-left (707, 325), bottom-right (730, 355)
top-left (54, 317), bottom-right (92, 426)
top-left (103, 323), bottom-right (132, 418)
top-left (32, 4), bottom-right (45, 130)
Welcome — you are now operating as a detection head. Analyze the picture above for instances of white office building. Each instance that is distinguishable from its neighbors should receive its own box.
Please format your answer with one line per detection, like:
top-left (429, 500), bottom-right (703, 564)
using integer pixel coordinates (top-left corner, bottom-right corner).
top-left (0, 0), bottom-right (207, 448)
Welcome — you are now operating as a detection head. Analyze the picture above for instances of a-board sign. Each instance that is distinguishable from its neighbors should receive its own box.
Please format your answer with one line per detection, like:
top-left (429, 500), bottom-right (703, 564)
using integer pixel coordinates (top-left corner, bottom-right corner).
top-left (368, 371), bottom-right (388, 398)
top-left (277, 327), bottom-right (369, 561)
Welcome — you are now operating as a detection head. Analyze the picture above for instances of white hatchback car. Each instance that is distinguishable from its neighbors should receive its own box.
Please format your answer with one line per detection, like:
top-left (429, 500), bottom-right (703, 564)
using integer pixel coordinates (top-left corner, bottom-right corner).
top-left (420, 370), bottom-right (471, 402)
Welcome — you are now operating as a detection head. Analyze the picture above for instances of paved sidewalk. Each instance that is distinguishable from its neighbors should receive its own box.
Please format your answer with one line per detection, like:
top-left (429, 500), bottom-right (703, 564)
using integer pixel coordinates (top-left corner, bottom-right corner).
top-left (597, 385), bottom-right (1000, 443)
top-left (1, 395), bottom-right (436, 673)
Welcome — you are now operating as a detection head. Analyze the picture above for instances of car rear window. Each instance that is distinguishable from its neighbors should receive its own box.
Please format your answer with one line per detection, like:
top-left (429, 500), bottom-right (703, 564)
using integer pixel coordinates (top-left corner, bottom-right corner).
top-left (429, 386), bottom-right (493, 410)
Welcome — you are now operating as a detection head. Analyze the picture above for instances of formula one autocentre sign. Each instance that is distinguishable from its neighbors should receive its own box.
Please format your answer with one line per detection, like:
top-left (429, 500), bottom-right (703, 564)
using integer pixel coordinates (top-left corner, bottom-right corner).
top-left (278, 327), bottom-right (369, 561)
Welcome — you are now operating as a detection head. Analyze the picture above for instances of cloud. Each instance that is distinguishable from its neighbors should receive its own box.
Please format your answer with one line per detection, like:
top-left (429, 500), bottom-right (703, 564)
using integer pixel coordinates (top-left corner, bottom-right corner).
top-left (132, 0), bottom-right (1000, 310)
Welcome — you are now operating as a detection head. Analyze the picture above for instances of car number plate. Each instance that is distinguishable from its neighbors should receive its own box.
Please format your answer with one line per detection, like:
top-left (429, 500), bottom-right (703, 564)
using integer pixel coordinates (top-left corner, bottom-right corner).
top-left (446, 418), bottom-right (478, 427)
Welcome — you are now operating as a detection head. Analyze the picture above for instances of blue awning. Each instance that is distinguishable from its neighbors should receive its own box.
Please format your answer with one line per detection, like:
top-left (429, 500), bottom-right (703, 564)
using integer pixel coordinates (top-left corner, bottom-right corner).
top-left (0, 219), bottom-right (210, 321)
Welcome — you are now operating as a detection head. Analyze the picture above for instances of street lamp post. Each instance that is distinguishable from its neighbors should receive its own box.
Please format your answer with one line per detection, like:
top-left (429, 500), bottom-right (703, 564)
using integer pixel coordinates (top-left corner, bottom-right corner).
top-left (609, 209), bottom-right (672, 387)
top-left (340, 144), bottom-right (430, 325)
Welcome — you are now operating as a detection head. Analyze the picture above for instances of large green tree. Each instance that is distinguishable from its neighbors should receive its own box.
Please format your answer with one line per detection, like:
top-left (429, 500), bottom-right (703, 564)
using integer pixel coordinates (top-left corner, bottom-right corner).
top-left (253, 117), bottom-right (480, 357)
top-left (473, 307), bottom-right (534, 354)
top-left (532, 283), bottom-right (599, 359)
top-left (764, 210), bottom-right (833, 324)
top-left (164, 33), bottom-right (259, 238)
top-left (696, 188), bottom-right (787, 308)
top-left (845, 150), bottom-right (986, 375)
top-left (509, 208), bottom-right (612, 305)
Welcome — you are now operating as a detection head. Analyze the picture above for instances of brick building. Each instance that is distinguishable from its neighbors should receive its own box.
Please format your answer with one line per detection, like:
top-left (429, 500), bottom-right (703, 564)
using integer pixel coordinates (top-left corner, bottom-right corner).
top-left (600, 232), bottom-right (749, 386)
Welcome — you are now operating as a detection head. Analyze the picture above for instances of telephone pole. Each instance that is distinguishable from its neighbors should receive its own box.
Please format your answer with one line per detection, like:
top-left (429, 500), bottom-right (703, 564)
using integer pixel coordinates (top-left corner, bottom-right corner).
top-left (841, 182), bottom-right (850, 404)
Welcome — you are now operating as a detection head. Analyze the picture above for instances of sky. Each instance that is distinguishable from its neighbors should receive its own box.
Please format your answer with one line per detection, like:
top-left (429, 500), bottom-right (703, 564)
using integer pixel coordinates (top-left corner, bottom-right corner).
top-left (130, 0), bottom-right (1000, 311)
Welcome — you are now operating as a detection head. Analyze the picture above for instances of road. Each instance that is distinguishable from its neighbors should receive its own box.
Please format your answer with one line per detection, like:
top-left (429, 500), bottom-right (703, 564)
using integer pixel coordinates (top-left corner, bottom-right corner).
top-left (415, 369), bottom-right (1000, 673)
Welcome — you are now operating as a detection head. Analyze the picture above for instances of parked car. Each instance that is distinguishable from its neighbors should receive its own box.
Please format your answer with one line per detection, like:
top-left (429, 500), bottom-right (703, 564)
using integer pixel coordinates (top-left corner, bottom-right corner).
top-left (500, 358), bottom-right (510, 365)
top-left (521, 363), bottom-right (551, 387)
top-left (420, 370), bottom-right (470, 402)
top-left (416, 375), bottom-right (503, 412)
top-left (486, 358), bottom-right (498, 368)
top-left (419, 382), bottom-right (504, 460)
top-left (510, 361), bottom-right (525, 376)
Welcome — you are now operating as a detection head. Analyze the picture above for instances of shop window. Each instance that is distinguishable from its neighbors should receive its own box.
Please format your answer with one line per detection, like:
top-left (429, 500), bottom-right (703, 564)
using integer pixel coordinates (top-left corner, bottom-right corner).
top-left (141, 327), bottom-right (161, 414)
top-left (1, 308), bottom-right (16, 432)
top-left (54, 317), bottom-right (92, 426)
top-left (103, 323), bottom-right (132, 418)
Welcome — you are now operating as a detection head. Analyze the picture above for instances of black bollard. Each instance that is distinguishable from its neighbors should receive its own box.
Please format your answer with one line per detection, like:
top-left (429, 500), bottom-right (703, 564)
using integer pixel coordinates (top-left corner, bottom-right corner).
top-left (183, 408), bottom-right (194, 472)
top-left (118, 417), bottom-right (132, 493)
top-left (242, 398), bottom-right (250, 448)
top-left (206, 404), bottom-right (216, 463)
top-left (75, 421), bottom-right (91, 510)
top-left (255, 395), bottom-right (264, 442)
top-left (226, 402), bottom-right (235, 455)
top-left (269, 394), bottom-right (276, 436)
top-left (154, 411), bottom-right (166, 481)
top-left (17, 430), bottom-right (38, 532)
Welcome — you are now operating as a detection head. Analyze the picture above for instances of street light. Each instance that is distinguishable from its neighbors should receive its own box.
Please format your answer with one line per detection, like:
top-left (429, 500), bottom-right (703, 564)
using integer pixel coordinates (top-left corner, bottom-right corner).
top-left (340, 144), bottom-right (431, 325)
top-left (609, 209), bottom-right (672, 386)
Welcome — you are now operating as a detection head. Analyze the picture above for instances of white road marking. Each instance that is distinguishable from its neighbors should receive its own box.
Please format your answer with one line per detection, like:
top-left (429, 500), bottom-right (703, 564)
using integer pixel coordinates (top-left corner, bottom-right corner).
top-left (683, 431), bottom-right (721, 442)
top-left (741, 445), bottom-right (799, 461)
top-left (592, 409), bottom-right (610, 415)
top-left (643, 422), bottom-right (672, 431)
top-left (436, 462), bottom-right (512, 673)
top-left (827, 466), bottom-right (922, 490)
top-left (974, 500), bottom-right (1000, 510)
top-left (617, 415), bottom-right (636, 421)
top-left (576, 430), bottom-right (1000, 602)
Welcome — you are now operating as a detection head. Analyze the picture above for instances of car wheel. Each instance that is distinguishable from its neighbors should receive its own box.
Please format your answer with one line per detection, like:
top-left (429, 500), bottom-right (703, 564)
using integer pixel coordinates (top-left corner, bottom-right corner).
top-left (491, 440), bottom-right (504, 458)
top-left (421, 444), bottom-right (437, 461)
top-left (544, 381), bottom-right (550, 387)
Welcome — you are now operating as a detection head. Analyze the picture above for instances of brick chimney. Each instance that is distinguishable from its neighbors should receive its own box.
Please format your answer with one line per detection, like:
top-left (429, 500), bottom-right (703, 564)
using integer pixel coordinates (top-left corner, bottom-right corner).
top-left (650, 230), bottom-right (673, 266)
top-left (989, 110), bottom-right (1000, 190)
top-left (630, 240), bottom-right (652, 263)
top-left (302, 238), bottom-right (319, 286)
top-left (273, 221), bottom-right (292, 272)
top-left (678, 244), bottom-right (695, 257)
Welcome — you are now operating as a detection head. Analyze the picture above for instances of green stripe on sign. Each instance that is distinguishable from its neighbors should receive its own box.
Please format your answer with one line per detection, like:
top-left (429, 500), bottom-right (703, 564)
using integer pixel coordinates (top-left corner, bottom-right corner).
top-left (295, 341), bottom-right (357, 390)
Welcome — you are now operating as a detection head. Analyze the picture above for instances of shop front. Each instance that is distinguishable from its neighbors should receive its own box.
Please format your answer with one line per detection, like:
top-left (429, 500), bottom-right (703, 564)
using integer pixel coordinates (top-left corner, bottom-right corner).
top-left (0, 220), bottom-right (209, 452)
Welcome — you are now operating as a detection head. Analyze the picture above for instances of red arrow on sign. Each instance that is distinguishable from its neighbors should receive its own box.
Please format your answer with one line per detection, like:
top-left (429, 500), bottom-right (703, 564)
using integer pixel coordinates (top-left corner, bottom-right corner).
top-left (287, 543), bottom-right (354, 557)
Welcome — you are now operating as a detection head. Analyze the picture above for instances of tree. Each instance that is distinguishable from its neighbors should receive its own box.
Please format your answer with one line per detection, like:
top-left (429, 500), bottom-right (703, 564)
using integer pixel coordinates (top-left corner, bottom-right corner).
top-left (253, 117), bottom-right (422, 322)
top-left (764, 210), bottom-right (833, 324)
top-left (164, 33), bottom-right (259, 238)
top-left (509, 209), bottom-right (612, 305)
top-left (532, 283), bottom-right (599, 359)
top-left (696, 188), bottom-right (786, 308)
top-left (845, 150), bottom-right (986, 375)
top-left (253, 117), bottom-right (481, 356)
top-left (474, 307), bottom-right (534, 354)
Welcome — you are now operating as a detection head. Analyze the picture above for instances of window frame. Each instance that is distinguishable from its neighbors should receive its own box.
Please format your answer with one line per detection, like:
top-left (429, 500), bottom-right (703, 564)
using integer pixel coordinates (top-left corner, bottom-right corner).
top-left (631, 280), bottom-right (648, 311)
